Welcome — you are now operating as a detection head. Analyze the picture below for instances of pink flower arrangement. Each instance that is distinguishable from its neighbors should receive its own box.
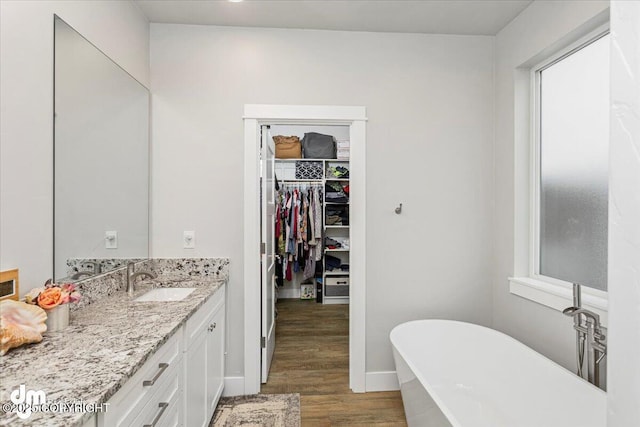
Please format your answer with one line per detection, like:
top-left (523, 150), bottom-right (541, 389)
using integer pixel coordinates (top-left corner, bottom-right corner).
top-left (25, 279), bottom-right (81, 310)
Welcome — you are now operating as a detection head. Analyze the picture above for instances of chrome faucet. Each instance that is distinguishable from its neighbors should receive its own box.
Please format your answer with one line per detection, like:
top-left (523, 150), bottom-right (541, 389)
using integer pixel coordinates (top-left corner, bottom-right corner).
top-left (563, 284), bottom-right (606, 388)
top-left (126, 262), bottom-right (157, 296)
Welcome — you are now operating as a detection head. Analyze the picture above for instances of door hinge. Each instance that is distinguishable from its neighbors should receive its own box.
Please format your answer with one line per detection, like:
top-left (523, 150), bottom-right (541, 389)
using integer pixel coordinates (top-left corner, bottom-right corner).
top-left (261, 336), bottom-right (266, 348)
top-left (261, 242), bottom-right (266, 255)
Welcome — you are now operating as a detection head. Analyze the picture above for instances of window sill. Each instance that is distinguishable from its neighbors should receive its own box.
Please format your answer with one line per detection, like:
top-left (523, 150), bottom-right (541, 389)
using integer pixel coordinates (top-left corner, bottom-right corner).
top-left (509, 277), bottom-right (608, 326)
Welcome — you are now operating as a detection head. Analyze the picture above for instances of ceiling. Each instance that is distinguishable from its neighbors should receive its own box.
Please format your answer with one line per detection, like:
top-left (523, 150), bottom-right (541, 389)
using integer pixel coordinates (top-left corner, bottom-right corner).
top-left (135, 0), bottom-right (533, 36)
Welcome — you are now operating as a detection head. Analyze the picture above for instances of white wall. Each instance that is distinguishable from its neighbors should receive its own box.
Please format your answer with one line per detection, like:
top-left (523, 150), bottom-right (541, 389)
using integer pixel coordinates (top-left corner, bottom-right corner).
top-left (0, 1), bottom-right (149, 295)
top-left (608, 0), bottom-right (640, 424)
top-left (493, 0), bottom-right (609, 370)
top-left (150, 24), bottom-right (494, 379)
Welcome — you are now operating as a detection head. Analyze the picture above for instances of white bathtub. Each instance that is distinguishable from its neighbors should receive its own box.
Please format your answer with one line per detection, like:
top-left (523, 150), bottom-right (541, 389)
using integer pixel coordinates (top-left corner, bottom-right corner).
top-left (390, 320), bottom-right (606, 427)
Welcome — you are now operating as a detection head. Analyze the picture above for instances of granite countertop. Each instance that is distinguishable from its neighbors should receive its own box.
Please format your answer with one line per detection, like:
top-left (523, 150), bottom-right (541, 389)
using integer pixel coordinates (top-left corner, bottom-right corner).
top-left (0, 275), bottom-right (225, 427)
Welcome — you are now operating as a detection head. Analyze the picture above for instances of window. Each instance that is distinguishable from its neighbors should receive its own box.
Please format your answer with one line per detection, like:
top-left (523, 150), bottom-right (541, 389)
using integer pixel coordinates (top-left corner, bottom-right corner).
top-left (510, 28), bottom-right (610, 317)
top-left (536, 33), bottom-right (610, 291)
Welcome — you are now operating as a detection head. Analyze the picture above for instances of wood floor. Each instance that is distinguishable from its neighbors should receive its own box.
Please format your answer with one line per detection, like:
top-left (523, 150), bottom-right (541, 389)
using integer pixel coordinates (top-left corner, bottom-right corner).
top-left (261, 299), bottom-right (407, 426)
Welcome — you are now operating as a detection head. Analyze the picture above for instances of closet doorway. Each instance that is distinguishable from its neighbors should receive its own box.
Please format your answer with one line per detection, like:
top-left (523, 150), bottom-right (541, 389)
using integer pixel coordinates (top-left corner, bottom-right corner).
top-left (243, 105), bottom-right (367, 395)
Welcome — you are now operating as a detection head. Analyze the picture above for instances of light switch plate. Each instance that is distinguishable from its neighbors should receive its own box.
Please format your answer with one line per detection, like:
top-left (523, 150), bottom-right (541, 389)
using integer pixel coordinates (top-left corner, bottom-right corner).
top-left (105, 231), bottom-right (118, 249)
top-left (184, 231), bottom-right (195, 249)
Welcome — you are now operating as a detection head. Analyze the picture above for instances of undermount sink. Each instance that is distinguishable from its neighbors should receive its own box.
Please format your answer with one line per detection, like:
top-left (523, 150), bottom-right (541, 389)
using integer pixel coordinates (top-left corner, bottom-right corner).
top-left (134, 288), bottom-right (196, 302)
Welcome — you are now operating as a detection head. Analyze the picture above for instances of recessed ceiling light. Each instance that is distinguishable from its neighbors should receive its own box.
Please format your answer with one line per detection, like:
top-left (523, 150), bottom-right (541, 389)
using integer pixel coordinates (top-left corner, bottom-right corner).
top-left (228, 0), bottom-right (243, 2)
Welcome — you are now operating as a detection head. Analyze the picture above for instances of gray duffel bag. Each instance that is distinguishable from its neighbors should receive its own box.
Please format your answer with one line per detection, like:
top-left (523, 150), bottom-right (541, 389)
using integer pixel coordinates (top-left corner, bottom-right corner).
top-left (301, 132), bottom-right (337, 159)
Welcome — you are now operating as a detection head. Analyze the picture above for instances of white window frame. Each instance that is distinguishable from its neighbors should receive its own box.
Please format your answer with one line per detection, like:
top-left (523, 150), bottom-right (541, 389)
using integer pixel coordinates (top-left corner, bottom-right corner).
top-left (509, 25), bottom-right (610, 324)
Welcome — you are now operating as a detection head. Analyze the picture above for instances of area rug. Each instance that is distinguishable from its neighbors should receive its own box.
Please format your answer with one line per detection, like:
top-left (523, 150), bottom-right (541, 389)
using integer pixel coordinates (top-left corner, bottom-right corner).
top-left (210, 393), bottom-right (300, 427)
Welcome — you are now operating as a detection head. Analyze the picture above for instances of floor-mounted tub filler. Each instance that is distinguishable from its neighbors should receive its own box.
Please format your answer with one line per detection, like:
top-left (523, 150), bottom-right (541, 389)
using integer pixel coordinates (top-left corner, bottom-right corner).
top-left (390, 320), bottom-right (606, 427)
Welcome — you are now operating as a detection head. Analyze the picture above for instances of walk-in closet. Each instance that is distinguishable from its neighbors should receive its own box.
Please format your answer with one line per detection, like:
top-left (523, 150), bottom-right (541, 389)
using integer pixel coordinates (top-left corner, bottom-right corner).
top-left (270, 124), bottom-right (351, 305)
top-left (260, 121), bottom-right (354, 391)
top-left (262, 123), bottom-right (353, 390)
top-left (244, 104), bottom-right (367, 397)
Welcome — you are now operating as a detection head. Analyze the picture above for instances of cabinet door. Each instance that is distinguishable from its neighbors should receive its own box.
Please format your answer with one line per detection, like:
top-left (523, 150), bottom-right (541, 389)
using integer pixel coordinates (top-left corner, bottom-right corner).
top-left (185, 328), bottom-right (208, 427)
top-left (206, 305), bottom-right (225, 420)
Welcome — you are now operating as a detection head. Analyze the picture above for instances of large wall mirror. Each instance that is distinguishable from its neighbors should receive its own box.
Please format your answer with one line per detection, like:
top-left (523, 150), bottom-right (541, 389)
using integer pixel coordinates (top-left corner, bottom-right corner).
top-left (54, 16), bottom-right (149, 281)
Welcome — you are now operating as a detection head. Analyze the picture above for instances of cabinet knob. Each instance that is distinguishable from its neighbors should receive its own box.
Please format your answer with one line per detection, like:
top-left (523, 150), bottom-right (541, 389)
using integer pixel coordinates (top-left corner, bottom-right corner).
top-left (208, 322), bottom-right (216, 332)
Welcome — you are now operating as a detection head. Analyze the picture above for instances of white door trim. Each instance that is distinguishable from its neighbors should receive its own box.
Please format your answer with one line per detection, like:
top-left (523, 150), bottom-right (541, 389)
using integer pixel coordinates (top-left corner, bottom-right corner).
top-left (243, 104), bottom-right (367, 394)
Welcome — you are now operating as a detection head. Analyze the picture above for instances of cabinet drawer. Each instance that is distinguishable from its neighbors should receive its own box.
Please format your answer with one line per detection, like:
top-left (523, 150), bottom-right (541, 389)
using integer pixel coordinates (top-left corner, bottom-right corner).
top-left (185, 285), bottom-right (225, 348)
top-left (156, 397), bottom-right (182, 427)
top-left (101, 329), bottom-right (183, 427)
top-left (131, 357), bottom-right (182, 427)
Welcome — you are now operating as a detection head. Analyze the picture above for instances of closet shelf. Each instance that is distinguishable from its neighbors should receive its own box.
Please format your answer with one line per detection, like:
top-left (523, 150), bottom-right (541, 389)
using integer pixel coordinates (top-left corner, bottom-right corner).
top-left (325, 248), bottom-right (349, 252)
top-left (324, 296), bottom-right (350, 301)
top-left (325, 225), bottom-right (349, 229)
top-left (324, 271), bottom-right (349, 276)
top-left (280, 179), bottom-right (323, 183)
top-left (275, 158), bottom-right (349, 162)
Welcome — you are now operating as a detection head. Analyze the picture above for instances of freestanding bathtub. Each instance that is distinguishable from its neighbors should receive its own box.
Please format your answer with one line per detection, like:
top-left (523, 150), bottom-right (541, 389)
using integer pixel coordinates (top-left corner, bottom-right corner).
top-left (390, 320), bottom-right (606, 427)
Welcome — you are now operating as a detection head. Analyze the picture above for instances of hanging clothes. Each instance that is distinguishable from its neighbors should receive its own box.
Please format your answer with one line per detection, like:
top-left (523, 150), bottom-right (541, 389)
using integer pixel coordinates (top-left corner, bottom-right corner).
top-left (275, 183), bottom-right (324, 281)
top-left (274, 196), bottom-right (285, 287)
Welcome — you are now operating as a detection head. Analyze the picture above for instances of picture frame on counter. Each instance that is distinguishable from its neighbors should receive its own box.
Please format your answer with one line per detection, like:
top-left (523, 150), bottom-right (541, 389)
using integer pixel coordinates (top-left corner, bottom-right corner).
top-left (0, 269), bottom-right (19, 301)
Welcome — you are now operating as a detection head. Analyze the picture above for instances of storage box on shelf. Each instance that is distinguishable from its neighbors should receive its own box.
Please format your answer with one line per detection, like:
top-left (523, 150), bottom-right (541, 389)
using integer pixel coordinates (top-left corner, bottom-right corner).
top-left (336, 139), bottom-right (350, 160)
top-left (325, 276), bottom-right (350, 297)
top-left (324, 244), bottom-right (349, 304)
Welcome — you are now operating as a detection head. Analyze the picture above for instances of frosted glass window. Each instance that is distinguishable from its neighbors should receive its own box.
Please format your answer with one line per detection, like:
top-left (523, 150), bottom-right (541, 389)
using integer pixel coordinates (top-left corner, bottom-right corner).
top-left (538, 34), bottom-right (609, 291)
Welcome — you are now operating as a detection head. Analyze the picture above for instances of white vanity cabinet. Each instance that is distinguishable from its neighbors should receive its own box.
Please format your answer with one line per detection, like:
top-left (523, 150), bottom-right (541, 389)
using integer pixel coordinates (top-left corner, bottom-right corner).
top-left (97, 284), bottom-right (226, 427)
top-left (98, 330), bottom-right (184, 427)
top-left (184, 285), bottom-right (226, 427)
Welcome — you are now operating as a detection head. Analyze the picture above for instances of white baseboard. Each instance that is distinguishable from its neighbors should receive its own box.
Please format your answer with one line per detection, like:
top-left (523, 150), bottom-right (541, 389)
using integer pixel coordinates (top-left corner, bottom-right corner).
top-left (223, 376), bottom-right (245, 397)
top-left (224, 373), bottom-right (398, 396)
top-left (365, 371), bottom-right (399, 392)
top-left (278, 288), bottom-right (300, 299)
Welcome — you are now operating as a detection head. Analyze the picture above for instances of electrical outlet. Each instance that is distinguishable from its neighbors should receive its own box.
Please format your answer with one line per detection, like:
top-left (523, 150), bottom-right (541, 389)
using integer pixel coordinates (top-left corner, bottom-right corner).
top-left (105, 231), bottom-right (118, 249)
top-left (184, 231), bottom-right (195, 249)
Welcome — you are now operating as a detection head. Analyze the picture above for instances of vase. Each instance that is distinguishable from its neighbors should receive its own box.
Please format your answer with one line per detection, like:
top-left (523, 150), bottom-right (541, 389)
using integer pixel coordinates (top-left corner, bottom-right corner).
top-left (45, 304), bottom-right (69, 332)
